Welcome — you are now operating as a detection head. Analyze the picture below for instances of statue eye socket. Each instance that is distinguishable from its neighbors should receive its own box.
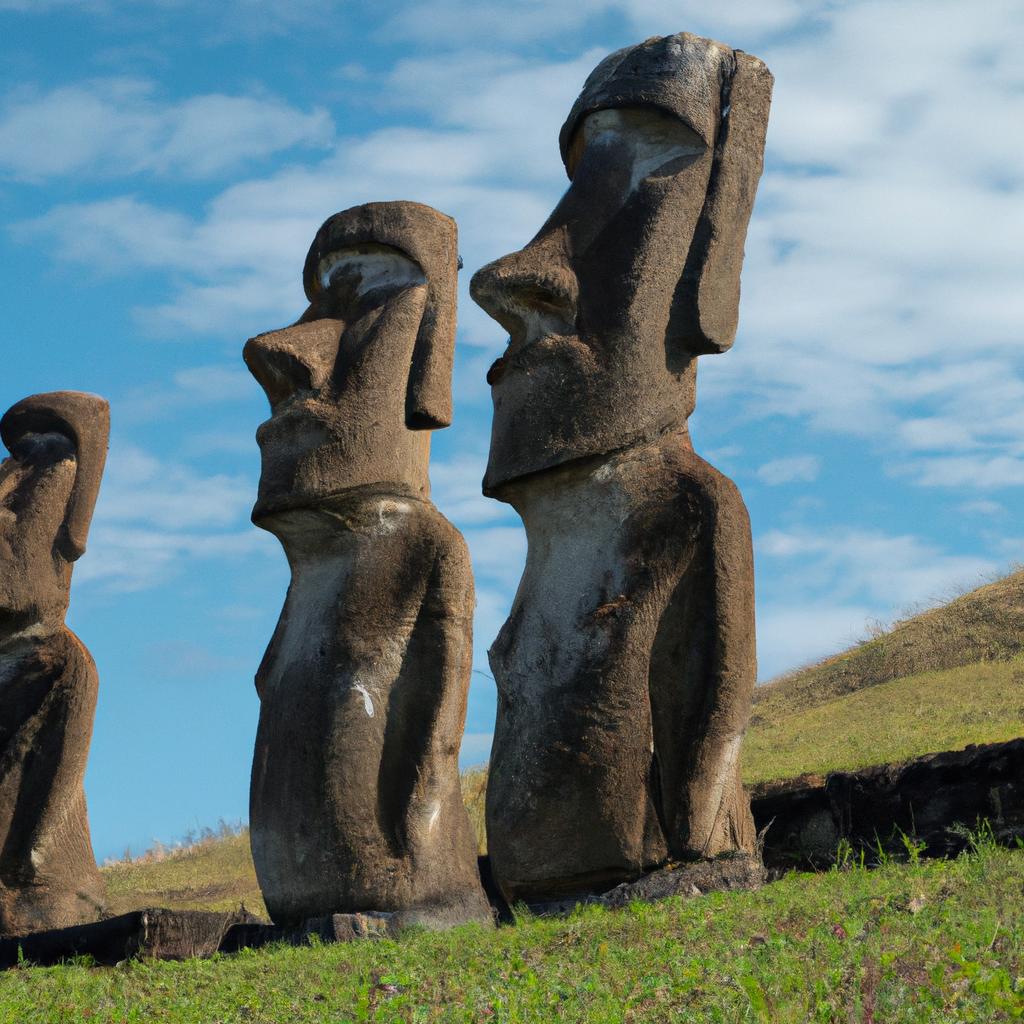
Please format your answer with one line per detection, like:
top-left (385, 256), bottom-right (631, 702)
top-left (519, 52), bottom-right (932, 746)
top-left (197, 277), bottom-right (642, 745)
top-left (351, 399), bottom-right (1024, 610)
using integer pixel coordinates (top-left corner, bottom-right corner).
top-left (317, 246), bottom-right (426, 308)
top-left (8, 431), bottom-right (75, 463)
top-left (568, 107), bottom-right (706, 187)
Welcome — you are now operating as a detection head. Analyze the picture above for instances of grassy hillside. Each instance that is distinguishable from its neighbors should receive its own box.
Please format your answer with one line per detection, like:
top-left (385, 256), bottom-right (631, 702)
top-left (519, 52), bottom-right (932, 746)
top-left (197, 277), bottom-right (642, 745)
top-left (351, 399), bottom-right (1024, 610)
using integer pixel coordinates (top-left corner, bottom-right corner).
top-left (103, 828), bottom-right (265, 920)
top-left (8, 837), bottom-right (1024, 1022)
top-left (752, 567), bottom-right (1024, 720)
top-left (744, 657), bottom-right (1024, 785)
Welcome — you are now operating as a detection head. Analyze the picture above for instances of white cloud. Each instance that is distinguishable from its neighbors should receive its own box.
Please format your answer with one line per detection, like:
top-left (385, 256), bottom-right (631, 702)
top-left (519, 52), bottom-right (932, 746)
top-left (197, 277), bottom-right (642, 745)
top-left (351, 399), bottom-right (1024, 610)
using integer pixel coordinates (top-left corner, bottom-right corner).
top-left (382, 0), bottom-right (817, 48)
top-left (904, 455), bottom-right (1024, 490)
top-left (959, 499), bottom-right (1005, 518)
top-left (0, 0), bottom-right (347, 37)
top-left (465, 525), bottom-right (527, 590)
top-left (76, 523), bottom-right (270, 593)
top-left (0, 79), bottom-right (332, 182)
top-left (11, 46), bottom-right (584, 345)
top-left (72, 438), bottom-right (271, 592)
top-left (431, 454), bottom-right (504, 526)
top-left (96, 441), bottom-right (251, 530)
top-left (700, 0), bottom-right (1024, 490)
top-left (757, 526), bottom-right (995, 609)
top-left (756, 454), bottom-right (820, 485)
top-left (116, 364), bottom-right (255, 423)
top-left (753, 523), bottom-right (1002, 679)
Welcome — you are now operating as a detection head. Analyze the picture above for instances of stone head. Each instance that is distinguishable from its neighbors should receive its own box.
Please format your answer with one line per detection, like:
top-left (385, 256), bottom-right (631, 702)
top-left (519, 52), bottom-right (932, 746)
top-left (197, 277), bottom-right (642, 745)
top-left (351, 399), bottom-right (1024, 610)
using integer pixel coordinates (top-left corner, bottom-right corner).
top-left (471, 33), bottom-right (772, 496)
top-left (0, 391), bottom-right (109, 639)
top-left (245, 201), bottom-right (458, 523)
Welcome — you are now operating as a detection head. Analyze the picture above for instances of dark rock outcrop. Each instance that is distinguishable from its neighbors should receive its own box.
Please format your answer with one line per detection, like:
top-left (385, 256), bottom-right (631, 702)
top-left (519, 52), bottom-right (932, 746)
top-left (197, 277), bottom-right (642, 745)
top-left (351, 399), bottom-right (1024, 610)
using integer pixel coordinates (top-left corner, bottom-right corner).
top-left (0, 908), bottom-right (259, 968)
top-left (751, 738), bottom-right (1024, 870)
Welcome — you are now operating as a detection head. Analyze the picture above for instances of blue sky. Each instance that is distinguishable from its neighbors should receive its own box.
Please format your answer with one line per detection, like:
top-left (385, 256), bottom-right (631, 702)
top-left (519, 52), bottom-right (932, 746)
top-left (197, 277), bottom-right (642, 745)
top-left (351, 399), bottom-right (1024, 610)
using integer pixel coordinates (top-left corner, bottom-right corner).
top-left (1, 0), bottom-right (1021, 862)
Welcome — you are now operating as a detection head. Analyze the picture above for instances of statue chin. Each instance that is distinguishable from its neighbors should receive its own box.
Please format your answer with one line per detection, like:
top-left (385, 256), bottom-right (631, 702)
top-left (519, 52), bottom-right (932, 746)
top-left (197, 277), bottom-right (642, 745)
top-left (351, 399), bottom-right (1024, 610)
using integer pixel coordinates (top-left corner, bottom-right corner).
top-left (483, 368), bottom-right (694, 499)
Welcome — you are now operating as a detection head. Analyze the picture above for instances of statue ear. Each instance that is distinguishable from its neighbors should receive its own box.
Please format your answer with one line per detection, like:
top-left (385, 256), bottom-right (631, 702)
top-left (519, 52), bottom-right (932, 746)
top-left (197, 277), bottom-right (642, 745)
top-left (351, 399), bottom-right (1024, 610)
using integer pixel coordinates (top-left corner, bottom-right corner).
top-left (669, 51), bottom-right (773, 356)
top-left (405, 217), bottom-right (459, 431)
top-left (0, 391), bottom-right (110, 561)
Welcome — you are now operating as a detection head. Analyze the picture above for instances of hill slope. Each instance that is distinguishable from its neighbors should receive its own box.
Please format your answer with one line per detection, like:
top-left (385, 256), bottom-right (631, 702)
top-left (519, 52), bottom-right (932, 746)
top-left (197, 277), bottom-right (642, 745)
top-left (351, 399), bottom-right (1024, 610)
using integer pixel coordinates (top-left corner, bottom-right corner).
top-left (744, 658), bottom-right (1023, 784)
top-left (752, 567), bottom-right (1024, 720)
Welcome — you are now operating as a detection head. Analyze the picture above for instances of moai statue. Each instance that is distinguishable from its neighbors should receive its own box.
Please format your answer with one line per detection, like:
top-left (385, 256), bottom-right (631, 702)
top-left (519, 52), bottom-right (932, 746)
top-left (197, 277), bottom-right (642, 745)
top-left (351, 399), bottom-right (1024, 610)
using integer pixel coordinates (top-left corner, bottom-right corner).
top-left (245, 201), bottom-right (492, 929)
top-left (471, 34), bottom-right (773, 903)
top-left (0, 392), bottom-right (109, 934)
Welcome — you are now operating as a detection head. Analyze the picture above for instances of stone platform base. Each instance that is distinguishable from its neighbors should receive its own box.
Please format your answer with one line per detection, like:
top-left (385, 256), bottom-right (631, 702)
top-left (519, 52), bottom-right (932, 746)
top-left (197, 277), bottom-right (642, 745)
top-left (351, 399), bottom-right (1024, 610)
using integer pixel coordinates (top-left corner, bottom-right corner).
top-left (219, 910), bottom-right (402, 953)
top-left (0, 908), bottom-right (259, 968)
top-left (522, 854), bottom-right (767, 917)
top-left (1, 905), bottom-right (484, 968)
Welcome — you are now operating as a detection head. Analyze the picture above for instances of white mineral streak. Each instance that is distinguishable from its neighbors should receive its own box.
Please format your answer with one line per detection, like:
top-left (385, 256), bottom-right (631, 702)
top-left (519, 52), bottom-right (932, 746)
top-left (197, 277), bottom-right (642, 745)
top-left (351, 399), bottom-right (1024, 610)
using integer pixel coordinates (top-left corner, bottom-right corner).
top-left (427, 802), bottom-right (441, 832)
top-left (374, 499), bottom-right (411, 536)
top-left (352, 683), bottom-right (375, 718)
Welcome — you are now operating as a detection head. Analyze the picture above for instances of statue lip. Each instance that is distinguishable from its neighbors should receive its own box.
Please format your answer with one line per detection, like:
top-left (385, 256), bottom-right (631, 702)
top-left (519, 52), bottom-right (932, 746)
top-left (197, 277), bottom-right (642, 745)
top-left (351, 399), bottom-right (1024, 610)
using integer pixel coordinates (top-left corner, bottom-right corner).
top-left (255, 396), bottom-right (329, 446)
top-left (487, 332), bottom-right (590, 387)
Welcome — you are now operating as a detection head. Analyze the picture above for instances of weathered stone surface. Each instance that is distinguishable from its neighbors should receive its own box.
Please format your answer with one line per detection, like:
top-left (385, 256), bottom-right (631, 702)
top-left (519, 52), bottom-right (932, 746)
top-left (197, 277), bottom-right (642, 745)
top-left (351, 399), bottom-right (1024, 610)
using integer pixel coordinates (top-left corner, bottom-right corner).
top-left (599, 854), bottom-right (766, 909)
top-left (0, 392), bottom-right (109, 935)
top-left (470, 34), bottom-right (772, 903)
top-left (244, 201), bottom-right (491, 930)
top-left (0, 908), bottom-right (258, 968)
top-left (520, 854), bottom-right (765, 917)
top-left (751, 738), bottom-right (1024, 870)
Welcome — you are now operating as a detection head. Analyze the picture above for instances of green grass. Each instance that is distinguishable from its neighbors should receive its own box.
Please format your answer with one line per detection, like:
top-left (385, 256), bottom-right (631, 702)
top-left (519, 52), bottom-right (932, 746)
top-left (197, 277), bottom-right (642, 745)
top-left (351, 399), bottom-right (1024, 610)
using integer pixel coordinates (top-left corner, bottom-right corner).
top-left (743, 657), bottom-right (1024, 785)
top-left (4, 837), bottom-right (1022, 1022)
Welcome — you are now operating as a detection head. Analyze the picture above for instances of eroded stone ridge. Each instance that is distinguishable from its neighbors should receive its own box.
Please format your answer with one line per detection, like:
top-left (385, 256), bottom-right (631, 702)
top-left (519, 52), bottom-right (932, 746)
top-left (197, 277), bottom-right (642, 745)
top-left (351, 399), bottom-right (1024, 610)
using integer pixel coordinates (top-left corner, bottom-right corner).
top-left (471, 32), bottom-right (773, 903)
top-left (0, 391), bottom-right (109, 935)
top-left (751, 738), bottom-right (1024, 870)
top-left (245, 201), bottom-right (492, 930)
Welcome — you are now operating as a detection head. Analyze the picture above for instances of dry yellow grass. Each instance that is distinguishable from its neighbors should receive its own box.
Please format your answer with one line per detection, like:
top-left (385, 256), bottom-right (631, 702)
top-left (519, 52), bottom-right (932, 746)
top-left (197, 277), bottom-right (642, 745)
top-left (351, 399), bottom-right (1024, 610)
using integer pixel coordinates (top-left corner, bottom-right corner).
top-left (102, 827), bottom-right (265, 918)
top-left (753, 566), bottom-right (1024, 720)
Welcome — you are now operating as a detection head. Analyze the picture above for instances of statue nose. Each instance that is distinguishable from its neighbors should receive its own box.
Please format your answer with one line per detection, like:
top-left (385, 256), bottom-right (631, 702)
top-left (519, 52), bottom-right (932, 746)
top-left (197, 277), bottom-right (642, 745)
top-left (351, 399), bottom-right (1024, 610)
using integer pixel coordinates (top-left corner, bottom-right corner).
top-left (470, 238), bottom-right (578, 342)
top-left (243, 319), bottom-right (343, 410)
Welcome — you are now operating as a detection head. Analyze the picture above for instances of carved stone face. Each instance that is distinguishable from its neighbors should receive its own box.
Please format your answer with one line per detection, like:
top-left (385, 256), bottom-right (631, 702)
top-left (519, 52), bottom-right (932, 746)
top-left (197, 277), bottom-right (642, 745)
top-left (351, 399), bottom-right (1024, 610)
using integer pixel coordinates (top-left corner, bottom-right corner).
top-left (246, 248), bottom-right (431, 519)
top-left (471, 33), bottom-right (772, 497)
top-left (244, 202), bottom-right (459, 523)
top-left (0, 393), bottom-right (109, 639)
top-left (472, 107), bottom-right (709, 496)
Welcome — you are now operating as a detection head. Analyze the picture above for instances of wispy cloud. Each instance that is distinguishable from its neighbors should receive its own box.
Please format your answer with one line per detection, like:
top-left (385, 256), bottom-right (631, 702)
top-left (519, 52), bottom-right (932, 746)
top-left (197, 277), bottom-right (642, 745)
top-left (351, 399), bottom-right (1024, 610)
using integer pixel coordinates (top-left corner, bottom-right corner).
top-left (0, 79), bottom-right (332, 182)
top-left (756, 454), bottom-right (820, 485)
top-left (76, 439), bottom-right (269, 592)
top-left (699, 0), bottom-right (1024, 488)
top-left (754, 523), bottom-right (1000, 678)
top-left (116, 364), bottom-right (255, 424)
top-left (757, 526), bottom-right (995, 610)
top-left (756, 603), bottom-right (875, 682)
top-left (10, 47), bottom-right (589, 343)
